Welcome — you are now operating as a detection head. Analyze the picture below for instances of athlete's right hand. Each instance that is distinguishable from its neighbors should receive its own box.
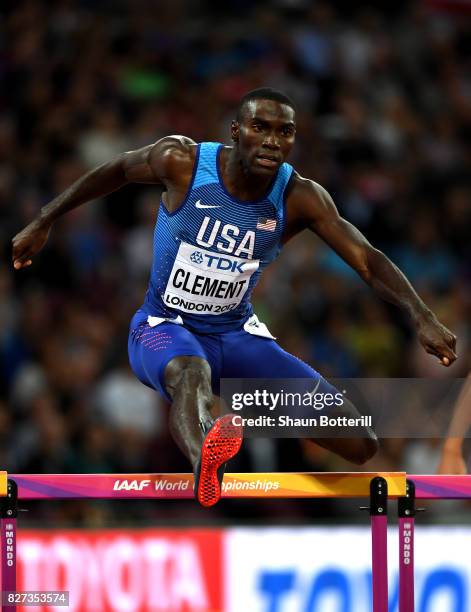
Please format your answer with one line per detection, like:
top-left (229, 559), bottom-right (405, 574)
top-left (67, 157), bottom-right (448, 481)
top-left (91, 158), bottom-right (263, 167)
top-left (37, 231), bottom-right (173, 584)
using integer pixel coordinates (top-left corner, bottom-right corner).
top-left (12, 218), bottom-right (51, 270)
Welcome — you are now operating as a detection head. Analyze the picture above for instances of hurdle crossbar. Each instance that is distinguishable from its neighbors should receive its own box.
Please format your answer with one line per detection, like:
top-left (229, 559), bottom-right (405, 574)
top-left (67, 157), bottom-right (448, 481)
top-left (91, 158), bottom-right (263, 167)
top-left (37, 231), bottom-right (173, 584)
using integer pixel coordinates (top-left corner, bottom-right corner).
top-left (2, 472), bottom-right (471, 500)
top-left (4, 471), bottom-right (406, 499)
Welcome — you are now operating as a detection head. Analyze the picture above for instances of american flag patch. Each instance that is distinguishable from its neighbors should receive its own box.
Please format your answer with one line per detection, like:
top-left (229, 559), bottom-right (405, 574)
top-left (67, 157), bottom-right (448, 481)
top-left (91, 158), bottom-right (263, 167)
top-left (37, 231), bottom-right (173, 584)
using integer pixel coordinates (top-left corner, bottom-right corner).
top-left (257, 217), bottom-right (277, 232)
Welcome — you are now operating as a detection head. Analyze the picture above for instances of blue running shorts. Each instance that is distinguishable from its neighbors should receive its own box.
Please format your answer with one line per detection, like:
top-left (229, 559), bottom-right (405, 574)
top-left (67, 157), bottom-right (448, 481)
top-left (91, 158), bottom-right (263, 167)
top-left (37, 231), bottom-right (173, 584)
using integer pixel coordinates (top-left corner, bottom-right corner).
top-left (128, 309), bottom-right (336, 402)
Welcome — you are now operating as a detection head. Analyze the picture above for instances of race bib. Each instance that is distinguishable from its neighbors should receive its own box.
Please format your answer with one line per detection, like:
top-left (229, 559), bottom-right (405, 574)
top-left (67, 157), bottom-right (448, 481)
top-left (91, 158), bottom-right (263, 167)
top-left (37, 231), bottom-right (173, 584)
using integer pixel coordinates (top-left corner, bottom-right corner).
top-left (163, 242), bottom-right (259, 315)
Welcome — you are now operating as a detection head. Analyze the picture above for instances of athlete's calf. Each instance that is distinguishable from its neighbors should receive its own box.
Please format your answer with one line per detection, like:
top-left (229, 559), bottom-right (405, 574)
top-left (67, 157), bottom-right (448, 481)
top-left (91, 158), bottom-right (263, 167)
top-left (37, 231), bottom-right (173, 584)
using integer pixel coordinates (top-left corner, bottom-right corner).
top-left (164, 355), bottom-right (243, 507)
top-left (165, 355), bottom-right (213, 468)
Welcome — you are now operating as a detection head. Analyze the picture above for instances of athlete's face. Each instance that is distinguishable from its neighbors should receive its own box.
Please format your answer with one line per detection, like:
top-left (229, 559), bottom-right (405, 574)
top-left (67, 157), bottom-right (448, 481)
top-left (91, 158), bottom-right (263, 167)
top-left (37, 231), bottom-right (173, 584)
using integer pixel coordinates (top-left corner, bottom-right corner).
top-left (232, 99), bottom-right (296, 175)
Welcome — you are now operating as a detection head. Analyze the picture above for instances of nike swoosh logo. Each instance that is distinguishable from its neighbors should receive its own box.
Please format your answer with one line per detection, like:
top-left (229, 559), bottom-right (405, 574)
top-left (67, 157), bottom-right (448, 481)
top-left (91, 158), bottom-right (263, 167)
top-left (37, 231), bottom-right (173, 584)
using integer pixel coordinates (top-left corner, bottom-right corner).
top-left (195, 199), bottom-right (222, 209)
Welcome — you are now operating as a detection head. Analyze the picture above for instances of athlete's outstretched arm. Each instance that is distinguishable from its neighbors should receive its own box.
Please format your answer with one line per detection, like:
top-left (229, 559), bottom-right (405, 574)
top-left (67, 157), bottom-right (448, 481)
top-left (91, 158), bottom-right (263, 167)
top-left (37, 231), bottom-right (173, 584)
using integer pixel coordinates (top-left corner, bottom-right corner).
top-left (12, 136), bottom-right (195, 269)
top-left (286, 175), bottom-right (457, 366)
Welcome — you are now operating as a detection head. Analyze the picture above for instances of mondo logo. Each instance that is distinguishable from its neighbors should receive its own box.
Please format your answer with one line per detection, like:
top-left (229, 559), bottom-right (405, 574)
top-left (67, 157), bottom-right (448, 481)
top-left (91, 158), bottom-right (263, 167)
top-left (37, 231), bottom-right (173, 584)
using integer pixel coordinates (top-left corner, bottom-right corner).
top-left (402, 522), bottom-right (412, 565)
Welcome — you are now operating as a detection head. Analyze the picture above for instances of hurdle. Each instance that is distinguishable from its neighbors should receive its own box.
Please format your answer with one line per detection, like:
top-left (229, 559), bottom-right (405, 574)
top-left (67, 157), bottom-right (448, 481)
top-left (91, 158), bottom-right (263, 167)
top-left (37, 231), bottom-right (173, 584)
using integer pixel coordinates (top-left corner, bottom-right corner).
top-left (1, 472), bottom-right (471, 612)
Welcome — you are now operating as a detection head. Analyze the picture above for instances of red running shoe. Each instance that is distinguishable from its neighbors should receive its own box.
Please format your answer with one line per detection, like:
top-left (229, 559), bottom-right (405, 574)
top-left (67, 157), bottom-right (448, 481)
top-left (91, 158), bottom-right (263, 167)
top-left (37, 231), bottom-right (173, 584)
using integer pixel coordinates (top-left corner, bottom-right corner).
top-left (194, 414), bottom-right (243, 507)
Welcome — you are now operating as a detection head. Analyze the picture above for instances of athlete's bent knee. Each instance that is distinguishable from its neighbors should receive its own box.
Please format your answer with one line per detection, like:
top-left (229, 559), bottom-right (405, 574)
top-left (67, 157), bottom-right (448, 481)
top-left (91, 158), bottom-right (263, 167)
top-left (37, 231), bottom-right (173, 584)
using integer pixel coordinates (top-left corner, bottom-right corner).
top-left (313, 431), bottom-right (379, 465)
top-left (349, 434), bottom-right (379, 465)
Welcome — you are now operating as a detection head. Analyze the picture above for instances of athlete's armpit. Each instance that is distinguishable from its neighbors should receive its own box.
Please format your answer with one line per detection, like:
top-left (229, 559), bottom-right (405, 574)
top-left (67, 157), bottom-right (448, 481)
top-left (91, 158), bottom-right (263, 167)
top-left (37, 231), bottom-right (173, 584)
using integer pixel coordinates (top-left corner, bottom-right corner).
top-left (121, 136), bottom-right (196, 186)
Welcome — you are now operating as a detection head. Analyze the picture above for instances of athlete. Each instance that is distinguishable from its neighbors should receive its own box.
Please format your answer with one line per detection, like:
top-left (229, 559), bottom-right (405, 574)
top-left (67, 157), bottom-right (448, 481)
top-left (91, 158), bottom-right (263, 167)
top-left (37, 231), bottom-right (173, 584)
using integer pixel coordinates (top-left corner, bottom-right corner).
top-left (12, 89), bottom-right (457, 506)
top-left (437, 371), bottom-right (471, 474)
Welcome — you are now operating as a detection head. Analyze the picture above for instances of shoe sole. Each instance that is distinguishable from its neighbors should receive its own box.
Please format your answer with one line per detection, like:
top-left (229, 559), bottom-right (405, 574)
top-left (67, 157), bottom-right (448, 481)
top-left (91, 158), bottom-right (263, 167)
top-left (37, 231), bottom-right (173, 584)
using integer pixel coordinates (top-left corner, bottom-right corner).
top-left (196, 415), bottom-right (243, 507)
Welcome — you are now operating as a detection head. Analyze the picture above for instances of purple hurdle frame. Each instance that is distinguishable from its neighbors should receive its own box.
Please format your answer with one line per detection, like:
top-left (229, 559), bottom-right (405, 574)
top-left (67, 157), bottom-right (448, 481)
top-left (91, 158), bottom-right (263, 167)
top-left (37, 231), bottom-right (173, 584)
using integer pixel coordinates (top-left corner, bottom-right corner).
top-left (398, 480), bottom-right (416, 612)
top-left (0, 480), bottom-right (18, 612)
top-left (370, 476), bottom-right (389, 612)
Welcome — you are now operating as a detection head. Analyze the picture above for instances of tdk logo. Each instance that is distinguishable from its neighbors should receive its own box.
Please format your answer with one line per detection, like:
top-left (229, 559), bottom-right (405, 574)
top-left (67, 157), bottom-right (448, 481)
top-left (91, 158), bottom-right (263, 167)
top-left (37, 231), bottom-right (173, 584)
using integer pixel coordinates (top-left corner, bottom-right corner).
top-left (190, 251), bottom-right (246, 273)
top-left (190, 251), bottom-right (204, 264)
top-left (204, 254), bottom-right (246, 273)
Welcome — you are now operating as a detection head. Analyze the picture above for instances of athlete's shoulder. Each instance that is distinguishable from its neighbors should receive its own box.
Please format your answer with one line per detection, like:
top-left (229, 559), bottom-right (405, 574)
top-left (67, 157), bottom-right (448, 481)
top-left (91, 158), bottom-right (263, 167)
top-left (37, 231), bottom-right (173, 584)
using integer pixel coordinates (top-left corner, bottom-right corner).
top-left (285, 172), bottom-right (337, 224)
top-left (121, 135), bottom-right (198, 185)
top-left (155, 134), bottom-right (197, 155)
top-left (287, 171), bottom-right (327, 197)
top-left (148, 135), bottom-right (198, 181)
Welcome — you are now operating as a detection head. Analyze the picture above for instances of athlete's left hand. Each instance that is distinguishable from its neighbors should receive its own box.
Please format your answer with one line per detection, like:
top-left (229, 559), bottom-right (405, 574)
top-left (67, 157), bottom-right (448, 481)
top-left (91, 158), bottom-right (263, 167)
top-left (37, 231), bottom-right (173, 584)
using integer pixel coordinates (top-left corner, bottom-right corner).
top-left (416, 315), bottom-right (457, 366)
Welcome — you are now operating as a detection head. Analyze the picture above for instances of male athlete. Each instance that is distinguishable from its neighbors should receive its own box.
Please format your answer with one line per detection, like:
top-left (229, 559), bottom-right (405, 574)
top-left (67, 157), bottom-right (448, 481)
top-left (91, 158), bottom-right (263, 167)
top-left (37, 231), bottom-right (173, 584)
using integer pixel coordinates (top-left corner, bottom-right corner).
top-left (12, 89), bottom-right (457, 506)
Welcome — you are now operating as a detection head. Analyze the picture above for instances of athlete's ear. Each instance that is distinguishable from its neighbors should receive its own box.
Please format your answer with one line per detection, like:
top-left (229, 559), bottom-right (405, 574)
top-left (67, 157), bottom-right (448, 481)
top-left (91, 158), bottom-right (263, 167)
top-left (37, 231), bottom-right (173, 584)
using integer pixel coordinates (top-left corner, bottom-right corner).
top-left (231, 120), bottom-right (239, 142)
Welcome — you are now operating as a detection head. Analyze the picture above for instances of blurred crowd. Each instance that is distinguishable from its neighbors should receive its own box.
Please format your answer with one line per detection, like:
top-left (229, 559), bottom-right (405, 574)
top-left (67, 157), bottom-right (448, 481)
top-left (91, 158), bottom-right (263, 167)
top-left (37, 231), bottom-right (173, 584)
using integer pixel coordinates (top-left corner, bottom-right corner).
top-left (1, 0), bottom-right (470, 525)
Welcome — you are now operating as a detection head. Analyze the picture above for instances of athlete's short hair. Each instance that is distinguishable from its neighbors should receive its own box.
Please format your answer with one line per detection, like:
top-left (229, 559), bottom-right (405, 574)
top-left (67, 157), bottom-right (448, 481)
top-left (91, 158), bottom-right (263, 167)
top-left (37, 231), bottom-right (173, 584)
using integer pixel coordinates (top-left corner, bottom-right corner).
top-left (236, 88), bottom-right (296, 122)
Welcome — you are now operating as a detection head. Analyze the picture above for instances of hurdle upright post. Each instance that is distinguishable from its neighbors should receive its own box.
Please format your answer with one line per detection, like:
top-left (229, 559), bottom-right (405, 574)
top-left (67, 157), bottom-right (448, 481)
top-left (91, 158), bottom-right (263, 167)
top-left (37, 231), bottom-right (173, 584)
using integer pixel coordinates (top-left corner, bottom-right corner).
top-left (398, 480), bottom-right (415, 612)
top-left (0, 479), bottom-right (18, 612)
top-left (370, 476), bottom-right (389, 612)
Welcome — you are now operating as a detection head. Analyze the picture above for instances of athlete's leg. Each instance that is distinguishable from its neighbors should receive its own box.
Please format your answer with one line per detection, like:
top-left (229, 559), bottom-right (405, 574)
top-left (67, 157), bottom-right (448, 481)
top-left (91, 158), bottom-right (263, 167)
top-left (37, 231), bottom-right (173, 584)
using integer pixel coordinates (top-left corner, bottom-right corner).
top-left (164, 355), bottom-right (213, 467)
top-left (128, 311), bottom-right (242, 506)
top-left (165, 355), bottom-right (242, 506)
top-left (221, 330), bottom-right (378, 465)
top-left (307, 420), bottom-right (379, 465)
top-left (128, 311), bottom-right (212, 467)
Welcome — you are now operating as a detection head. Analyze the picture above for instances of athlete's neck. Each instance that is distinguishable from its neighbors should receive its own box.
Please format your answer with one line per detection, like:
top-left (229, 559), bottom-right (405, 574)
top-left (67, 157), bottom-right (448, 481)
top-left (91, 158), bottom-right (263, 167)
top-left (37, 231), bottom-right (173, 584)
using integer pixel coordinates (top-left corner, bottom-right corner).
top-left (221, 147), bottom-right (275, 201)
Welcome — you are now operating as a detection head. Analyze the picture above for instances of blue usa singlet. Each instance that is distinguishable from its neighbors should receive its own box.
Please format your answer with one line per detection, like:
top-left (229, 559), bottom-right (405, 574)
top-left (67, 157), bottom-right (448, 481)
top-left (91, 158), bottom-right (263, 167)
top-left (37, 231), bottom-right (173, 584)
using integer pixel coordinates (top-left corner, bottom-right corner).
top-left (141, 142), bottom-right (294, 333)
